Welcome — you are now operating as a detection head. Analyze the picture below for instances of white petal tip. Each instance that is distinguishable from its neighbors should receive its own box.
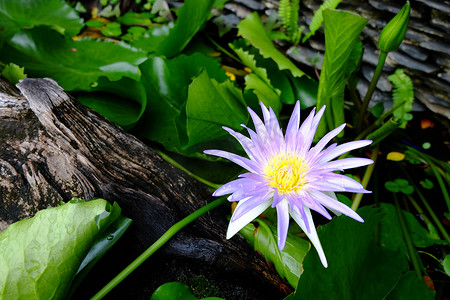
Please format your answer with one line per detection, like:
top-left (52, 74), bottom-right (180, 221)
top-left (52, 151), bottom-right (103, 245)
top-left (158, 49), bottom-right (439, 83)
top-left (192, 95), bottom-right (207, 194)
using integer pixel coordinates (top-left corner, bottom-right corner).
top-left (226, 230), bottom-right (236, 240)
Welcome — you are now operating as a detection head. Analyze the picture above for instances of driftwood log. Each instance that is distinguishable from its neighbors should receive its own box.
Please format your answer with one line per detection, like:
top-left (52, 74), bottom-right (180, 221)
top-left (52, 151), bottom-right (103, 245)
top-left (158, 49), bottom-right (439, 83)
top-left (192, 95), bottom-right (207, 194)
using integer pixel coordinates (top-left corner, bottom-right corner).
top-left (0, 77), bottom-right (288, 299)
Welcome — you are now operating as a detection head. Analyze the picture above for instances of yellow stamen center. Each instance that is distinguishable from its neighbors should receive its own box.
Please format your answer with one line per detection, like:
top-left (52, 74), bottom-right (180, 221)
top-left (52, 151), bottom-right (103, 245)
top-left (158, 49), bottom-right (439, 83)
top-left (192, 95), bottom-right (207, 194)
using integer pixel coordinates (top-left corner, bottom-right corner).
top-left (263, 154), bottom-right (309, 194)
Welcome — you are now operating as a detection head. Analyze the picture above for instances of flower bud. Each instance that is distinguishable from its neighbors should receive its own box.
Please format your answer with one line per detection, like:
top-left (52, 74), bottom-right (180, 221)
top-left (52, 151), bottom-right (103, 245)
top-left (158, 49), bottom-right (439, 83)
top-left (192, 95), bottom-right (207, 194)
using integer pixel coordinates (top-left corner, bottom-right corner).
top-left (378, 1), bottom-right (410, 53)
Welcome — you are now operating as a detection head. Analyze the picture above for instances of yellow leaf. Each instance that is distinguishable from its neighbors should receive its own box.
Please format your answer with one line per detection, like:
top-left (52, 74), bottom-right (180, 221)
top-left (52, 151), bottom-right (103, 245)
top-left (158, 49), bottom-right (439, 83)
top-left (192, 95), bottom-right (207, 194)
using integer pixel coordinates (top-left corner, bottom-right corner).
top-left (387, 152), bottom-right (405, 161)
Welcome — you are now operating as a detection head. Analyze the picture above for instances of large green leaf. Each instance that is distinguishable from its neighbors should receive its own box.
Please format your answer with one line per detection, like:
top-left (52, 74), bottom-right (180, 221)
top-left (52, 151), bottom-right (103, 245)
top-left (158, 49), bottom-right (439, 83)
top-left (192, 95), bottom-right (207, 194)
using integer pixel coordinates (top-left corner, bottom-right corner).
top-left (138, 53), bottom-right (244, 157)
top-left (237, 12), bottom-right (305, 78)
top-left (230, 42), bottom-right (282, 113)
top-left (0, 27), bottom-right (147, 91)
top-left (0, 0), bottom-right (83, 44)
top-left (0, 199), bottom-right (127, 299)
top-left (156, 0), bottom-right (214, 57)
top-left (294, 206), bottom-right (408, 299)
top-left (239, 219), bottom-right (310, 289)
top-left (76, 77), bottom-right (147, 129)
top-left (288, 74), bottom-right (318, 109)
top-left (230, 40), bottom-right (304, 113)
top-left (387, 271), bottom-right (435, 300)
top-left (315, 9), bottom-right (367, 139)
top-left (302, 0), bottom-right (342, 42)
top-left (184, 70), bottom-right (248, 150)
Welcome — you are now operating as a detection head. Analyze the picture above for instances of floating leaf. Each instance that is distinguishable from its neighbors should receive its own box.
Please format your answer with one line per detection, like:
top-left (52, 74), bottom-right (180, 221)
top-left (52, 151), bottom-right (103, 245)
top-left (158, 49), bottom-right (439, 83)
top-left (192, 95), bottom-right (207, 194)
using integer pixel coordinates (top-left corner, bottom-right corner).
top-left (0, 199), bottom-right (129, 299)
top-left (117, 12), bottom-right (153, 26)
top-left (85, 20), bottom-right (104, 28)
top-left (237, 12), bottom-right (305, 78)
top-left (294, 207), bottom-right (408, 300)
top-left (0, 27), bottom-right (147, 90)
top-left (100, 22), bottom-right (122, 37)
top-left (387, 152), bottom-right (406, 161)
top-left (420, 178), bottom-right (434, 190)
top-left (385, 178), bottom-right (414, 195)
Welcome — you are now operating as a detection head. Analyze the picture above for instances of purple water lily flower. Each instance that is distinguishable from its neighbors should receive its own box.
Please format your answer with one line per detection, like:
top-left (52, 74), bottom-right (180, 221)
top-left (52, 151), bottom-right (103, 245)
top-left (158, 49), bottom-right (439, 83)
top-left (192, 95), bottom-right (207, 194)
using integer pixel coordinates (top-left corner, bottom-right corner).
top-left (204, 101), bottom-right (373, 267)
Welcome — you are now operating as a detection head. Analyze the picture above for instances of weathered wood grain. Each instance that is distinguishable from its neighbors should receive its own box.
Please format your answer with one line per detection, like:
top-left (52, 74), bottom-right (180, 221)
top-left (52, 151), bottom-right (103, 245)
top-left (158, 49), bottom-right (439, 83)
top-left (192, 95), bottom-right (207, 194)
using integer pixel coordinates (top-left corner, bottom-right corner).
top-left (0, 77), bottom-right (287, 299)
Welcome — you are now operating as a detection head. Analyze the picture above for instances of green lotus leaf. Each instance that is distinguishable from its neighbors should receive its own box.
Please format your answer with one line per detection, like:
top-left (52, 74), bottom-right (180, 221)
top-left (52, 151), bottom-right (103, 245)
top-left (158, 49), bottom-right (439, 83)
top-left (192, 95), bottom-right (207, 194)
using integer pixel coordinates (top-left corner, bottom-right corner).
top-left (0, 0), bottom-right (83, 44)
top-left (0, 27), bottom-right (147, 91)
top-left (0, 199), bottom-right (129, 300)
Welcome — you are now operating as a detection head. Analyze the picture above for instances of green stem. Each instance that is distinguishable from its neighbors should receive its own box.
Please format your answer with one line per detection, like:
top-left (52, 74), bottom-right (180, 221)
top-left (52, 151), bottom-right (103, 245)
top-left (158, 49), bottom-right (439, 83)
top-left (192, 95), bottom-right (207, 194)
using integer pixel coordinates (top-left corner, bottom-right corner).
top-left (405, 194), bottom-right (440, 240)
top-left (354, 100), bottom-right (407, 142)
top-left (400, 168), bottom-right (450, 245)
top-left (357, 51), bottom-right (388, 132)
top-left (155, 149), bottom-right (222, 190)
top-left (406, 146), bottom-right (450, 185)
top-left (91, 197), bottom-right (228, 300)
top-left (349, 85), bottom-right (362, 111)
top-left (415, 188), bottom-right (450, 245)
top-left (351, 143), bottom-right (379, 211)
top-left (393, 193), bottom-right (423, 280)
top-left (403, 147), bottom-right (450, 215)
top-left (338, 100), bottom-right (406, 161)
top-left (428, 161), bottom-right (450, 213)
top-left (204, 33), bottom-right (242, 64)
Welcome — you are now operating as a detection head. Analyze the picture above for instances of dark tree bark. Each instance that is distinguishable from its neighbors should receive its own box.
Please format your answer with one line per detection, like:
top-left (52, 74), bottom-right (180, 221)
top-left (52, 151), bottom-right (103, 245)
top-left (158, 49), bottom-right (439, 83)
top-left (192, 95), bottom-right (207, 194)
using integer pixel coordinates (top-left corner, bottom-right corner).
top-left (0, 77), bottom-right (288, 299)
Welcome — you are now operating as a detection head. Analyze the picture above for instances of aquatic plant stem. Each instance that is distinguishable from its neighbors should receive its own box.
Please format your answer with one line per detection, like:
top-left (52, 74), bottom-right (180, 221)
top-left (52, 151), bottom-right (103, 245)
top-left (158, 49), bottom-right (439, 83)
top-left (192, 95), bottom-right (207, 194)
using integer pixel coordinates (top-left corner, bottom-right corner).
top-left (400, 167), bottom-right (450, 245)
top-left (204, 33), bottom-right (242, 64)
top-left (412, 188), bottom-right (450, 245)
top-left (405, 194), bottom-right (440, 239)
top-left (90, 197), bottom-right (228, 300)
top-left (155, 149), bottom-right (222, 190)
top-left (351, 143), bottom-right (379, 211)
top-left (428, 161), bottom-right (450, 213)
top-left (393, 193), bottom-right (423, 280)
top-left (357, 51), bottom-right (388, 132)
